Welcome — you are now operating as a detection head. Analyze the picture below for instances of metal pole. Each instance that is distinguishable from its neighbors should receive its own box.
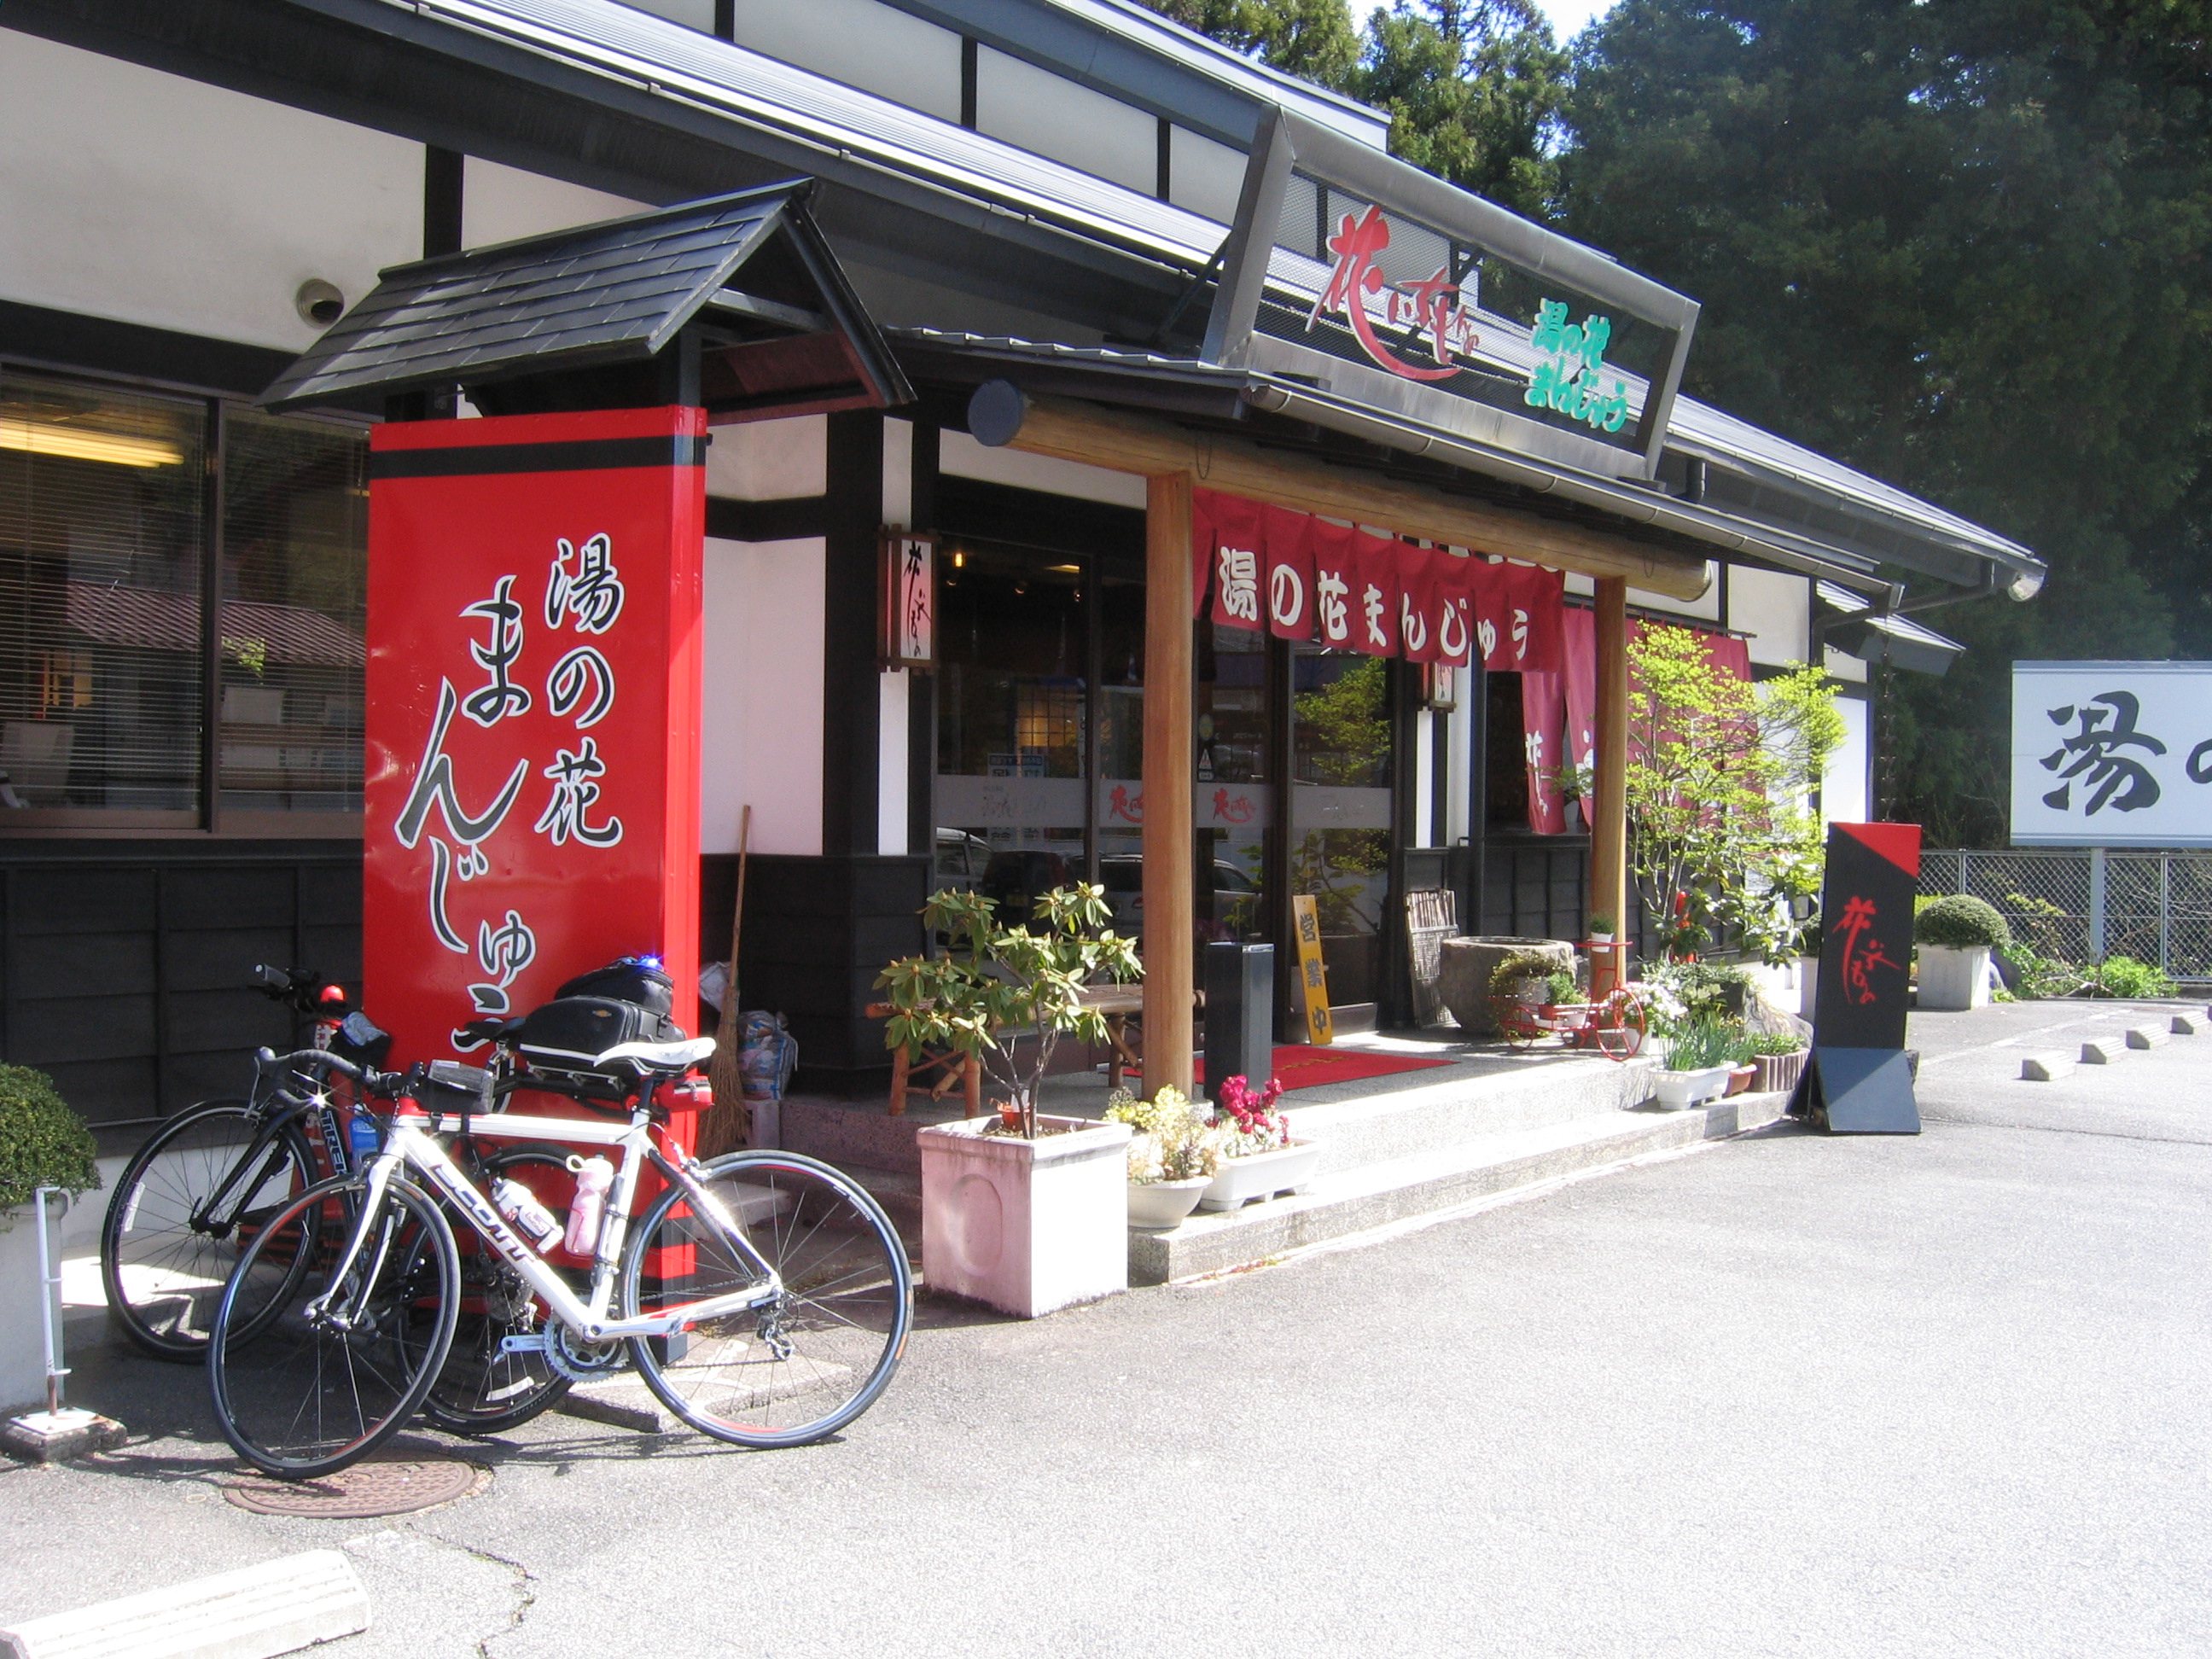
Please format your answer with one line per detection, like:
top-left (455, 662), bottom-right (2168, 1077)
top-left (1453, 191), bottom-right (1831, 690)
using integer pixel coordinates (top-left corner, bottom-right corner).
top-left (1958, 848), bottom-right (1970, 896)
top-left (34, 1186), bottom-right (67, 1417)
top-left (2160, 851), bottom-right (2172, 975)
top-left (2088, 846), bottom-right (2108, 962)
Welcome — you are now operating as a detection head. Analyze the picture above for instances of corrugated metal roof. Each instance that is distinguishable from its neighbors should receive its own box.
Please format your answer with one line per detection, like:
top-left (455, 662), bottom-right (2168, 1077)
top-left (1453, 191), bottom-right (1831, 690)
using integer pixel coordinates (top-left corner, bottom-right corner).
top-left (1816, 581), bottom-right (1965, 653)
top-left (387, 1), bottom-right (2039, 587)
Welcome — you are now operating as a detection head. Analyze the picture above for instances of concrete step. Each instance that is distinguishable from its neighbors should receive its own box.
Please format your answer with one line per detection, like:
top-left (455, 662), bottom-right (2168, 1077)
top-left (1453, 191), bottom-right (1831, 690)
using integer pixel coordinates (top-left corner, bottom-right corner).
top-left (783, 1048), bottom-right (1664, 1179)
top-left (1127, 1090), bottom-right (1793, 1286)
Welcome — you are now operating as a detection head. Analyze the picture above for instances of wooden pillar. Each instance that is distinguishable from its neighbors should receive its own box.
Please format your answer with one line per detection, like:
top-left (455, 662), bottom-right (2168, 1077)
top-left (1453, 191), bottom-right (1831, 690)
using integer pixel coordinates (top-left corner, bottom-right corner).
top-left (1590, 577), bottom-right (1630, 990)
top-left (1142, 472), bottom-right (1196, 1100)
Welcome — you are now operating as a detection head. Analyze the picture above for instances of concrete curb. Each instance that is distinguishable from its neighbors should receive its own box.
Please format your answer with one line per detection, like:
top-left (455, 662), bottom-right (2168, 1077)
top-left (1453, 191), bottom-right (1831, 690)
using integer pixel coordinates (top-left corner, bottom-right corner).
top-left (0, 1548), bottom-right (368, 1659)
top-left (2019, 1052), bottom-right (2075, 1082)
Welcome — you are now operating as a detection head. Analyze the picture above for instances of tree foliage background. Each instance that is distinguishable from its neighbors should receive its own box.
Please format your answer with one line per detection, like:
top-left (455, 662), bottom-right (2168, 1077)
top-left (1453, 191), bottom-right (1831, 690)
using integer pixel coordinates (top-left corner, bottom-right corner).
top-left (1144, 1), bottom-right (2212, 843)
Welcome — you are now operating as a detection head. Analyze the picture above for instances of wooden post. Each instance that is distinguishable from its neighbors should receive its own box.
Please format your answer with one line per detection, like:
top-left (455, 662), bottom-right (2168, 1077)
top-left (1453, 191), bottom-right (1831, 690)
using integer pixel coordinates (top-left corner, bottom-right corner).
top-left (1143, 472), bottom-right (1196, 1100)
top-left (1590, 577), bottom-right (1630, 994)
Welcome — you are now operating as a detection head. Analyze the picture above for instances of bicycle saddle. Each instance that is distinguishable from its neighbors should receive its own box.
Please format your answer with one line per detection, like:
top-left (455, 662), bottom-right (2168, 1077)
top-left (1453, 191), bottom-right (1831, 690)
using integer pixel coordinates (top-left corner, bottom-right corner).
top-left (460, 1015), bottom-right (527, 1045)
top-left (593, 1037), bottom-right (715, 1074)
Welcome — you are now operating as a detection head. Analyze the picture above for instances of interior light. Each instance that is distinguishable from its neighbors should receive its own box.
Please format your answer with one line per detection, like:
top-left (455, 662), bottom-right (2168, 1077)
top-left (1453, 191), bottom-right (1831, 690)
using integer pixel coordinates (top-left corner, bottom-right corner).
top-left (0, 420), bottom-right (183, 469)
top-left (1047, 563), bottom-right (1080, 574)
top-left (952, 549), bottom-right (965, 569)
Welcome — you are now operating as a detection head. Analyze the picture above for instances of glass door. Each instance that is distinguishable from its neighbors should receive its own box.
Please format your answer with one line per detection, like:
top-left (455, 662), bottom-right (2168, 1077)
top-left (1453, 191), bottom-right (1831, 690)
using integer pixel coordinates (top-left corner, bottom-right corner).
top-left (1289, 647), bottom-right (1394, 1010)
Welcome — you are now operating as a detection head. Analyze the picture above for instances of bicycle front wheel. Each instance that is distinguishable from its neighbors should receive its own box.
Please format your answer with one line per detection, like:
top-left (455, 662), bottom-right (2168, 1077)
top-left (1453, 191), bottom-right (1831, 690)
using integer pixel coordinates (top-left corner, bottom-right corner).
top-left (208, 1171), bottom-right (458, 1478)
top-left (622, 1151), bottom-right (911, 1449)
top-left (102, 1099), bottom-right (319, 1360)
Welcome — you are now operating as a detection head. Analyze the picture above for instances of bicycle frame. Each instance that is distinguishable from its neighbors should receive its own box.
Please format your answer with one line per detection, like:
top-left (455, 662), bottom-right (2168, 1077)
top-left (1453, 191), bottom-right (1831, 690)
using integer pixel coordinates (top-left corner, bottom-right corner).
top-left (316, 1091), bottom-right (782, 1346)
top-left (183, 1071), bottom-right (354, 1240)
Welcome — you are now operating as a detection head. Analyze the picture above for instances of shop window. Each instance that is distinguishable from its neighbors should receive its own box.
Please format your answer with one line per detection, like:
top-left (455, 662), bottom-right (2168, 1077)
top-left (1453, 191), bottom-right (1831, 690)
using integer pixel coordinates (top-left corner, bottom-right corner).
top-left (218, 410), bottom-right (367, 816)
top-left (0, 377), bottom-right (208, 815)
top-left (0, 370), bottom-right (366, 829)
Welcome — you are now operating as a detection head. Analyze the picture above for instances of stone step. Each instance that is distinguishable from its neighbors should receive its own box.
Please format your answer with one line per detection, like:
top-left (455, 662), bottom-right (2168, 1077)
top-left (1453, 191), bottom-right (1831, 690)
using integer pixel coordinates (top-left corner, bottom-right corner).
top-left (1127, 1091), bottom-right (1792, 1287)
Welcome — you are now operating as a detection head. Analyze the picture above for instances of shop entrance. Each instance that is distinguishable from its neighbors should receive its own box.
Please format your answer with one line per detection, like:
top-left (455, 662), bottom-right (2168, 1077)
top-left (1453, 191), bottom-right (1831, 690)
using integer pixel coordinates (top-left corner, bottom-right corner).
top-left (929, 515), bottom-right (1400, 1032)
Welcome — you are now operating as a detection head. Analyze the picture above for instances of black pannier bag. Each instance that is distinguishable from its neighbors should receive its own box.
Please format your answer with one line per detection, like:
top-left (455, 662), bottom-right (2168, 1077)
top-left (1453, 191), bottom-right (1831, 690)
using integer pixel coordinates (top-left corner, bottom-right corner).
top-left (554, 956), bottom-right (676, 1021)
top-left (513, 994), bottom-right (684, 1094)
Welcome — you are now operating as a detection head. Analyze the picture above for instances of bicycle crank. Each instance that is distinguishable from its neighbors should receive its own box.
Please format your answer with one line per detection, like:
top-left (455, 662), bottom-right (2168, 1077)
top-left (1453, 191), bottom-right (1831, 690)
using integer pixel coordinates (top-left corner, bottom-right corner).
top-left (504, 1325), bottom-right (626, 1382)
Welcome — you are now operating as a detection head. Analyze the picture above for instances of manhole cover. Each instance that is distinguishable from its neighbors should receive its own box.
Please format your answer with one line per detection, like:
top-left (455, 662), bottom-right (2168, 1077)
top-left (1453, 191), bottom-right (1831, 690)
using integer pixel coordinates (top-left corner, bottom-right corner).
top-left (223, 1458), bottom-right (486, 1519)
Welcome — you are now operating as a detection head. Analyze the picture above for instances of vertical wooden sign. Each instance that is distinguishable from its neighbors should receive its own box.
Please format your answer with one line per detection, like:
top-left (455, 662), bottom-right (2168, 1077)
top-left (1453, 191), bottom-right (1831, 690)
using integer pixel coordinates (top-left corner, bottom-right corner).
top-left (1290, 894), bottom-right (1334, 1045)
top-left (1793, 820), bottom-right (1923, 1133)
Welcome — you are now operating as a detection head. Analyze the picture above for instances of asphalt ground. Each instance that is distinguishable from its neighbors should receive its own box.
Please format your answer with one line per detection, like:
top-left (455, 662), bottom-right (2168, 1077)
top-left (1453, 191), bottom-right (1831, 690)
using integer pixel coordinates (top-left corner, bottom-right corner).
top-left (3, 998), bottom-right (2206, 1656)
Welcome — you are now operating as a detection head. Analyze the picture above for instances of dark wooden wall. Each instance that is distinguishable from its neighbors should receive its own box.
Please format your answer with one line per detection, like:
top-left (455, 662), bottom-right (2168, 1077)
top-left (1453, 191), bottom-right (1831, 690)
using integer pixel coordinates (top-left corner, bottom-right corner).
top-left (0, 840), bottom-right (362, 1150)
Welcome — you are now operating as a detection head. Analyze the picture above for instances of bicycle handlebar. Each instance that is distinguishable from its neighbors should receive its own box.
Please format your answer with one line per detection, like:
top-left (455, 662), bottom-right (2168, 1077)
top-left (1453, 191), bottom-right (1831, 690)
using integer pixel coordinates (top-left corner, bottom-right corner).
top-left (254, 1045), bottom-right (406, 1100)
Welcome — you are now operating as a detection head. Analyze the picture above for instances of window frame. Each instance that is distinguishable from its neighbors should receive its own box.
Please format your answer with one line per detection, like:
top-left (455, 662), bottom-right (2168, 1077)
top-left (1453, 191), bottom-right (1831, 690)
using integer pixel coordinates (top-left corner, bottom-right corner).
top-left (0, 360), bottom-right (370, 840)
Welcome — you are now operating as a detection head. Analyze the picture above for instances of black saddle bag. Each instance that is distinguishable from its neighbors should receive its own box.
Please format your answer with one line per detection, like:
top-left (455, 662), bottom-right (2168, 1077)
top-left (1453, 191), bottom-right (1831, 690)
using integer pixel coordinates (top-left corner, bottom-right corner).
top-left (554, 956), bottom-right (676, 1021)
top-left (512, 994), bottom-right (684, 1094)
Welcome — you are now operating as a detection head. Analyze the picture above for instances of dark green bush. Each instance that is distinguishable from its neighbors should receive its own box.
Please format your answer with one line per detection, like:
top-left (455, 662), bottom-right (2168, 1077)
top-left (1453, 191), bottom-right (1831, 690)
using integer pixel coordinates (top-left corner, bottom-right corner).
top-left (1916, 894), bottom-right (2011, 950)
top-left (0, 1066), bottom-right (100, 1214)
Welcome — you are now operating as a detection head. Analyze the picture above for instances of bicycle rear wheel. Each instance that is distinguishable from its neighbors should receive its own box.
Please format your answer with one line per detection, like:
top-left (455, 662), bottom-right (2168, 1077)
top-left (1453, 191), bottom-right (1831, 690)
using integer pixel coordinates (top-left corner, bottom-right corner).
top-left (416, 1144), bottom-right (578, 1435)
top-left (102, 1100), bottom-right (319, 1360)
top-left (208, 1172), bottom-right (457, 1478)
top-left (621, 1151), bottom-right (911, 1449)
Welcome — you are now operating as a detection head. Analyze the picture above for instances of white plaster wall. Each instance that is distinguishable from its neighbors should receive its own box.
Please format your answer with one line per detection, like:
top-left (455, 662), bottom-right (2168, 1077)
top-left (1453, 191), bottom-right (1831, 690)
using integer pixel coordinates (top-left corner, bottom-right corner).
top-left (0, 32), bottom-right (420, 350)
top-left (707, 415), bottom-right (827, 499)
top-left (731, 0), bottom-right (963, 123)
top-left (1823, 695), bottom-right (1871, 824)
top-left (1630, 573), bottom-right (1723, 624)
top-left (702, 537), bottom-right (825, 856)
top-left (1412, 707), bottom-right (1435, 847)
top-left (1822, 645), bottom-right (1871, 684)
top-left (976, 45), bottom-right (1158, 196)
top-left (939, 430), bottom-right (1147, 506)
top-left (1442, 699), bottom-right (1470, 846)
top-left (1170, 126), bottom-right (1248, 223)
top-left (462, 158), bottom-right (650, 249)
top-left (1729, 565), bottom-right (1811, 667)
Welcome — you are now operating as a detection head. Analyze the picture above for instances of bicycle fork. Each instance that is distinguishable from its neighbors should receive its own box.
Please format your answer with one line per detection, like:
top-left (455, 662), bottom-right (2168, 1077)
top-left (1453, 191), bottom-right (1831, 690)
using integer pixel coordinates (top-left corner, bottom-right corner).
top-left (303, 1151), bottom-right (404, 1333)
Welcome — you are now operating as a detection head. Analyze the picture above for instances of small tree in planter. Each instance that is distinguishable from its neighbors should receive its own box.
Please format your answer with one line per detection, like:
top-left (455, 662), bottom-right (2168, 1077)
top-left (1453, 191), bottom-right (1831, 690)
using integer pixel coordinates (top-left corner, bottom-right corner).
top-left (878, 883), bottom-right (1140, 1139)
top-left (1, 1067), bottom-right (101, 1412)
top-left (882, 884), bottom-right (1144, 1318)
top-left (1626, 624), bottom-right (1841, 963)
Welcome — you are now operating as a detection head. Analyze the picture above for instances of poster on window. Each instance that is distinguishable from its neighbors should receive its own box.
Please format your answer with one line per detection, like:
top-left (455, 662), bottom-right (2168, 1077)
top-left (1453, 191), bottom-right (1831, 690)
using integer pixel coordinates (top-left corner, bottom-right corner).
top-left (2010, 661), bottom-right (2212, 847)
top-left (363, 405), bottom-right (705, 1068)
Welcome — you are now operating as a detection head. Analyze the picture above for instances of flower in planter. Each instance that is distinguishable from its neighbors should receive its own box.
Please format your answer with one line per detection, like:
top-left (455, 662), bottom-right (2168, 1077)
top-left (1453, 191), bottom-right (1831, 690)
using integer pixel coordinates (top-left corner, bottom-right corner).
top-left (1214, 1074), bottom-right (1289, 1157)
top-left (1662, 1016), bottom-right (1737, 1074)
top-left (1106, 1086), bottom-right (1222, 1185)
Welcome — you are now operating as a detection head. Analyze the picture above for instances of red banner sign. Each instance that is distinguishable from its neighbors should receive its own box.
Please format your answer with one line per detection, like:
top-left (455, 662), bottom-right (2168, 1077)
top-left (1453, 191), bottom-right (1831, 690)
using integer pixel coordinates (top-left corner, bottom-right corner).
top-left (364, 406), bottom-right (705, 1068)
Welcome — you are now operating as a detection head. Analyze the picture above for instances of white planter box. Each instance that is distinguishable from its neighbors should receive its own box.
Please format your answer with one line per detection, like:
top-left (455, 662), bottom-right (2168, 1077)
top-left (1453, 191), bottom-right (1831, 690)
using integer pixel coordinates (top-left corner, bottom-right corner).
top-left (1918, 944), bottom-right (1992, 1011)
top-left (1126, 1176), bottom-right (1209, 1231)
top-left (1, 1202), bottom-right (58, 1412)
top-left (1651, 1065), bottom-right (1732, 1110)
top-left (1198, 1138), bottom-right (1324, 1212)
top-left (917, 1114), bottom-right (1133, 1318)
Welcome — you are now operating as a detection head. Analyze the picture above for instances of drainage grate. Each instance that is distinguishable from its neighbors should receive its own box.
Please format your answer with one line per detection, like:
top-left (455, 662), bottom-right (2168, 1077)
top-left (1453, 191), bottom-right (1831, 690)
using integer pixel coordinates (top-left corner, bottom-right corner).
top-left (222, 1458), bottom-right (486, 1519)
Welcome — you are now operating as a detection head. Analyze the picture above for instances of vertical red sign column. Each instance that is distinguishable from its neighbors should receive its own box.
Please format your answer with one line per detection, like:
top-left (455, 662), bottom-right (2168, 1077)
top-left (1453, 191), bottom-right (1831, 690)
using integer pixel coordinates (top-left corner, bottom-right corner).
top-left (363, 406), bottom-right (706, 1125)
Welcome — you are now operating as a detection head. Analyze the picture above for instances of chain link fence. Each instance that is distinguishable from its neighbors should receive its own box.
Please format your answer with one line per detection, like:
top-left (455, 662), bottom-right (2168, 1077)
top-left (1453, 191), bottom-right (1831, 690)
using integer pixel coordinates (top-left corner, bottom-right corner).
top-left (1919, 848), bottom-right (2212, 982)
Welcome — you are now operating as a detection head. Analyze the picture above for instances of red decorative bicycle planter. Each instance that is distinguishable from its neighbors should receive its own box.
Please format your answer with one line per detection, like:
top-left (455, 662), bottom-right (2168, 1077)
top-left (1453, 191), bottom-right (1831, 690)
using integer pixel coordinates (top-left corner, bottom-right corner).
top-left (1492, 987), bottom-right (1649, 1061)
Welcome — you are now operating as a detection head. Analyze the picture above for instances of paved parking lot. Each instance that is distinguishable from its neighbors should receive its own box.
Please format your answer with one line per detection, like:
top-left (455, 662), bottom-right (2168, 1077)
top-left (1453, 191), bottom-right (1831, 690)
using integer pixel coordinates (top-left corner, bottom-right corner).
top-left (4, 998), bottom-right (2207, 1656)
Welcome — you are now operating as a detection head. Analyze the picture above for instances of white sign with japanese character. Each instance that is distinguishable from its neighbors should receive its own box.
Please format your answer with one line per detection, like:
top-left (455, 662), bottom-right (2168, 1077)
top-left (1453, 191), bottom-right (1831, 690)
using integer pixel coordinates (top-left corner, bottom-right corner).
top-left (2011, 661), bottom-right (2212, 847)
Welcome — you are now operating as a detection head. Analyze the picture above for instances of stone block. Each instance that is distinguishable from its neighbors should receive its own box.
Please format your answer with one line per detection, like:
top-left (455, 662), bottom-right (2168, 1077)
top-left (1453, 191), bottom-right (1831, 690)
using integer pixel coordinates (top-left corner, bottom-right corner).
top-left (2019, 1052), bottom-right (2075, 1082)
top-left (2080, 1038), bottom-right (2125, 1065)
top-left (2171, 1011), bottom-right (2203, 1035)
top-left (2126, 1024), bottom-right (2168, 1050)
top-left (0, 1548), bottom-right (368, 1659)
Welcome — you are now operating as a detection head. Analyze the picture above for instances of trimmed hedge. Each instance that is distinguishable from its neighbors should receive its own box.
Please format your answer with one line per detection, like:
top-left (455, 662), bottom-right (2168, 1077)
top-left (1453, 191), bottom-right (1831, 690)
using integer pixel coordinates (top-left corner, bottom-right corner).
top-left (0, 1066), bottom-right (100, 1214)
top-left (1916, 894), bottom-right (2011, 950)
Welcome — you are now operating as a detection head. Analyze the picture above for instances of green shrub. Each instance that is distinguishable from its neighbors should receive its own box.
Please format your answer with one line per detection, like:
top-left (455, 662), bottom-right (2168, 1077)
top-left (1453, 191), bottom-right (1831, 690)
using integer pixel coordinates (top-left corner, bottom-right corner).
top-left (1489, 952), bottom-right (1561, 998)
top-left (1748, 1032), bottom-right (1807, 1057)
top-left (1915, 894), bottom-right (2011, 950)
top-left (0, 1066), bottom-right (100, 1214)
top-left (1544, 969), bottom-right (1580, 1005)
top-left (2091, 956), bottom-right (2174, 999)
top-left (1665, 1016), bottom-right (1737, 1072)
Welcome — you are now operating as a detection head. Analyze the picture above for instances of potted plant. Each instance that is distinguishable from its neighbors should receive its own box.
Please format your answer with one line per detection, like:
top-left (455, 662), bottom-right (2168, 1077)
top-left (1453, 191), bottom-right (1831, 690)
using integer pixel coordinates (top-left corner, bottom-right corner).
top-left (1915, 895), bottom-right (2011, 1011)
top-left (1488, 949), bottom-right (1565, 1039)
top-left (1748, 1031), bottom-right (1809, 1094)
top-left (1198, 1074), bottom-right (1324, 1212)
top-left (1107, 1086), bottom-right (1221, 1231)
top-left (1, 1067), bottom-right (101, 1411)
top-left (1587, 909), bottom-right (1617, 946)
top-left (882, 883), bottom-right (1140, 1318)
top-left (1650, 1016), bottom-right (1735, 1109)
top-left (1721, 1027), bottom-right (1759, 1097)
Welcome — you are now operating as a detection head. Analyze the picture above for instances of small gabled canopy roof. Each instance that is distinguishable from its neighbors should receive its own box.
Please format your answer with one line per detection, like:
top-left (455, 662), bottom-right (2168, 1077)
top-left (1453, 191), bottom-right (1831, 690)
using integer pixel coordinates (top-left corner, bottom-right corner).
top-left (261, 181), bottom-right (909, 418)
top-left (1817, 581), bottom-right (1965, 678)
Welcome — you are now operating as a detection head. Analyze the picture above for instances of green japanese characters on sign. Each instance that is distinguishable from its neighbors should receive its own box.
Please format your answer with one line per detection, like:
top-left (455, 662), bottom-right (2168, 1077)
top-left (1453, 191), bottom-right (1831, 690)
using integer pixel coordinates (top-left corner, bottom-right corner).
top-left (1525, 300), bottom-right (1629, 434)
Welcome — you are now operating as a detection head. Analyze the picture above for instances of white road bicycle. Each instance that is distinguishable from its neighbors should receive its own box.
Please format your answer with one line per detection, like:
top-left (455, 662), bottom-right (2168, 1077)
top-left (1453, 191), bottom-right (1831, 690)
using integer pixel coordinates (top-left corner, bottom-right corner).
top-left (207, 1039), bottom-right (911, 1478)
